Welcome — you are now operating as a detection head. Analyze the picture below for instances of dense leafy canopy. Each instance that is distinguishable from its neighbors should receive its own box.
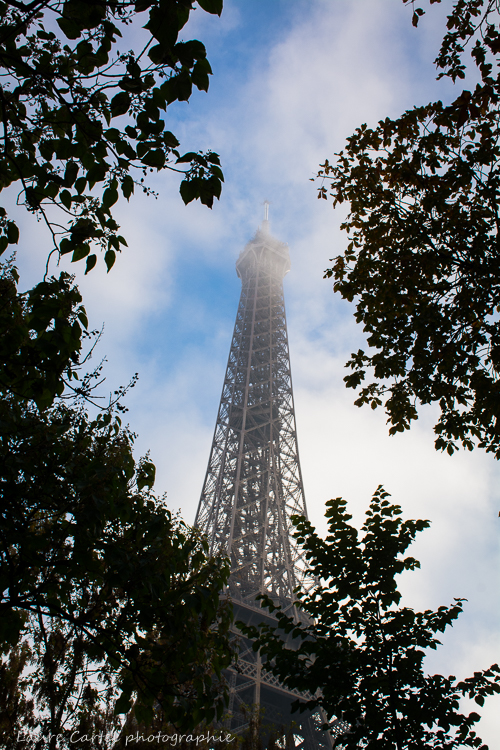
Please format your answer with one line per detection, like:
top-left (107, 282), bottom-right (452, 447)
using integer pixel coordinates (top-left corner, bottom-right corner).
top-left (0, 262), bottom-right (87, 408)
top-left (0, 0), bottom-right (233, 742)
top-left (0, 0), bottom-right (224, 274)
top-left (243, 488), bottom-right (500, 749)
top-left (319, 0), bottom-right (500, 456)
top-left (0, 263), bottom-right (233, 742)
top-left (0, 0), bottom-right (233, 739)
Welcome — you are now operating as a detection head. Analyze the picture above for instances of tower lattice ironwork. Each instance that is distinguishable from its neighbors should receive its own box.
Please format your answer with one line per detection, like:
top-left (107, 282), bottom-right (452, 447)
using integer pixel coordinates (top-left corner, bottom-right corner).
top-left (195, 216), bottom-right (331, 749)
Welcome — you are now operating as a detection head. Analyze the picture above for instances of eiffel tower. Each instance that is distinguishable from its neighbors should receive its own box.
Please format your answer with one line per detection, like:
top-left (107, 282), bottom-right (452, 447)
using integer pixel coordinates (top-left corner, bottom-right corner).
top-left (195, 207), bottom-right (331, 749)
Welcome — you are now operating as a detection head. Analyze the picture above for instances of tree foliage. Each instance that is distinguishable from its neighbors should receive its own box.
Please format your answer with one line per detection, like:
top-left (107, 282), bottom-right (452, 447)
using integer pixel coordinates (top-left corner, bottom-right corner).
top-left (243, 488), bottom-right (500, 749)
top-left (0, 262), bottom-right (233, 742)
top-left (0, 261), bottom-right (88, 408)
top-left (0, 0), bottom-right (224, 274)
top-left (319, 0), bottom-right (500, 456)
top-left (0, 0), bottom-right (232, 740)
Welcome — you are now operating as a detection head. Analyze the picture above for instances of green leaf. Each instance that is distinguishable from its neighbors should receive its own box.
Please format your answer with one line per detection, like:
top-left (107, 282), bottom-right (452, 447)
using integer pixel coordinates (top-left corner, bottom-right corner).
top-left (141, 149), bottom-right (165, 168)
top-left (176, 151), bottom-right (198, 165)
top-left (86, 163), bottom-right (107, 188)
top-left (56, 15), bottom-right (82, 39)
top-left (71, 244), bottom-right (90, 262)
top-left (110, 91), bottom-right (131, 117)
top-left (85, 254), bottom-right (97, 274)
top-left (134, 702), bottom-right (153, 726)
top-left (0, 236), bottom-right (9, 255)
top-left (148, 44), bottom-right (168, 65)
top-left (174, 40), bottom-right (207, 65)
top-left (162, 71), bottom-right (192, 104)
top-left (114, 692), bottom-right (132, 715)
top-left (196, 0), bottom-right (223, 16)
top-left (39, 140), bottom-right (54, 161)
top-left (102, 187), bottom-right (119, 209)
top-left (75, 177), bottom-right (87, 194)
top-left (60, 190), bottom-right (72, 209)
top-left (210, 165), bottom-right (224, 181)
top-left (63, 161), bottom-right (79, 187)
top-left (191, 58), bottom-right (211, 92)
top-left (180, 178), bottom-right (199, 205)
top-left (175, 70), bottom-right (193, 102)
top-left (121, 176), bottom-right (134, 200)
top-left (105, 249), bottom-right (116, 272)
top-left (59, 237), bottom-right (73, 256)
top-left (6, 222), bottom-right (19, 244)
top-left (104, 128), bottom-right (121, 143)
top-left (163, 131), bottom-right (180, 148)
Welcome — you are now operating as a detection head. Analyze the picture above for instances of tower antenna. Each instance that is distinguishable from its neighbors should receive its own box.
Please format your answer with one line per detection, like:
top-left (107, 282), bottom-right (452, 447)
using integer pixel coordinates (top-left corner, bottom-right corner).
top-left (263, 198), bottom-right (270, 222)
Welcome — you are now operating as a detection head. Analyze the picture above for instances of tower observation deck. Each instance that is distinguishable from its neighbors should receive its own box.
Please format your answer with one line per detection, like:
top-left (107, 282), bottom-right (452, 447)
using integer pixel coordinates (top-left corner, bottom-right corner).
top-left (195, 216), bottom-right (331, 748)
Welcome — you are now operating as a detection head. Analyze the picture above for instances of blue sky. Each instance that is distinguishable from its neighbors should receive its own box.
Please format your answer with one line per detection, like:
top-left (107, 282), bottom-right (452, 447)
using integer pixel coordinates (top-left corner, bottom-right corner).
top-left (16, 0), bottom-right (500, 740)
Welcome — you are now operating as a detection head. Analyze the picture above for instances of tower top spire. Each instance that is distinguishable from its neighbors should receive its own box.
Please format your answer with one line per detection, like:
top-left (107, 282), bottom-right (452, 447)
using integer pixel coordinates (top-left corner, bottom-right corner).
top-left (262, 199), bottom-right (270, 233)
